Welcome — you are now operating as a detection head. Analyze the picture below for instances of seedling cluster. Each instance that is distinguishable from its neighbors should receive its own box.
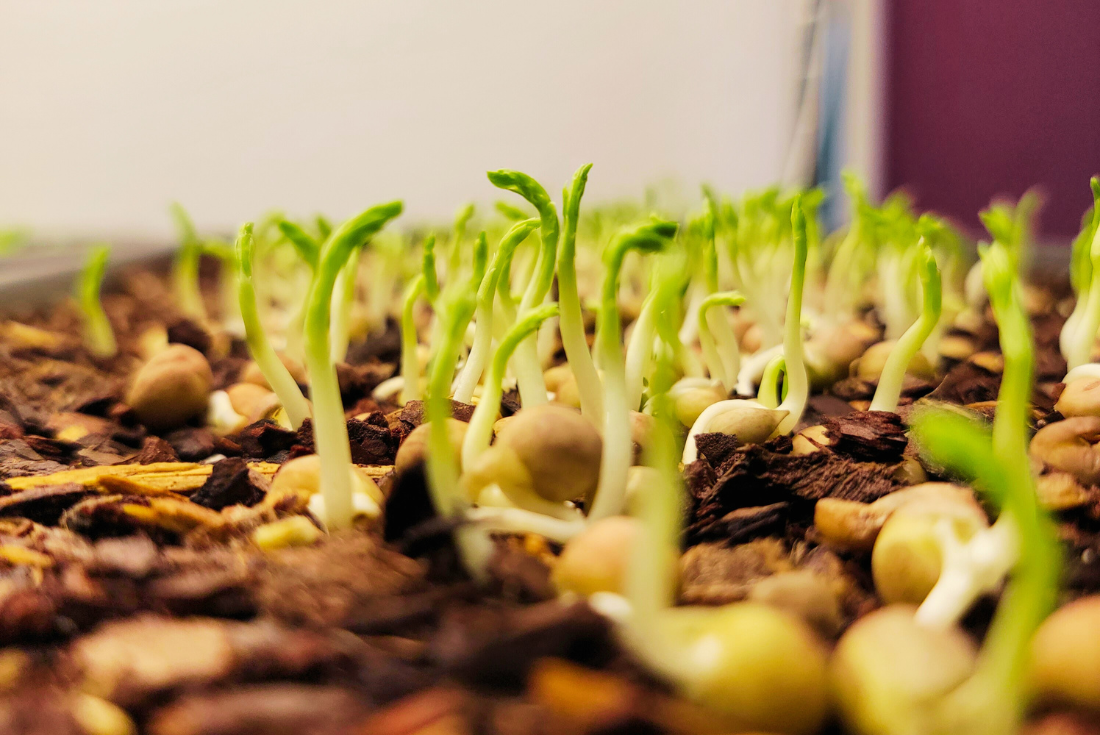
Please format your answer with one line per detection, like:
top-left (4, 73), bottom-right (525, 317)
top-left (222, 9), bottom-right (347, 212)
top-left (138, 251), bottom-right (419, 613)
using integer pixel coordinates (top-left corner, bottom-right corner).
top-left (68, 167), bottom-right (1100, 734)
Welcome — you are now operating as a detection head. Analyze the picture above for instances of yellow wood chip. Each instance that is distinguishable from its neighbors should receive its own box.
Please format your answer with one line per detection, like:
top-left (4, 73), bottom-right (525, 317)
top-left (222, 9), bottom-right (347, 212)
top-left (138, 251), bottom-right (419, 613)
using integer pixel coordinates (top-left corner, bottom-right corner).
top-left (8, 462), bottom-right (392, 494)
top-left (0, 546), bottom-right (53, 568)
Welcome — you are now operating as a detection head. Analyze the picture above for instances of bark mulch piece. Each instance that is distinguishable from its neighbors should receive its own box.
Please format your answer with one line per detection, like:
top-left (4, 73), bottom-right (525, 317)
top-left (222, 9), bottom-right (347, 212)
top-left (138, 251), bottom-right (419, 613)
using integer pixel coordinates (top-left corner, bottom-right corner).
top-left (337, 360), bottom-right (396, 406)
top-left (817, 410), bottom-right (909, 463)
top-left (146, 683), bottom-right (372, 735)
top-left (0, 484), bottom-right (90, 525)
top-left (234, 420), bottom-right (298, 461)
top-left (346, 318), bottom-right (402, 365)
top-left (927, 360), bottom-right (1002, 406)
top-left (166, 317), bottom-right (212, 355)
top-left (133, 436), bottom-right (180, 464)
top-left (0, 684), bottom-right (83, 735)
top-left (679, 538), bottom-right (792, 605)
top-left (68, 614), bottom-right (368, 711)
top-left (164, 428), bottom-right (217, 462)
top-left (188, 458), bottom-right (266, 511)
top-left (432, 600), bottom-right (616, 691)
top-left (688, 502), bottom-right (791, 547)
top-left (0, 440), bottom-right (68, 479)
top-left (387, 402), bottom-right (473, 442)
top-left (485, 540), bottom-right (557, 604)
top-left (688, 433), bottom-right (903, 546)
top-left (291, 415), bottom-right (397, 465)
top-left (383, 462), bottom-right (435, 546)
top-left (255, 532), bottom-right (428, 629)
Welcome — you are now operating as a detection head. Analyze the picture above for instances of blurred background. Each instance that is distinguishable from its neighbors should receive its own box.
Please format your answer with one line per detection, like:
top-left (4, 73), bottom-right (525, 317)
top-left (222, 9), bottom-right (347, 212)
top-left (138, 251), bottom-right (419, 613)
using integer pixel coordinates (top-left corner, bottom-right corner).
top-left (0, 0), bottom-right (1096, 247)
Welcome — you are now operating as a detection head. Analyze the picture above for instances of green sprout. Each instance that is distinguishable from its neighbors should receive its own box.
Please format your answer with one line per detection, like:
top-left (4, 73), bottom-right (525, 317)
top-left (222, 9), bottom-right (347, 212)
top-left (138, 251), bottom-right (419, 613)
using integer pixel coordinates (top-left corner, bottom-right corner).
top-left (330, 243), bottom-right (362, 363)
top-left (697, 292), bottom-right (745, 394)
top-left (425, 284), bottom-right (496, 580)
top-left (452, 220), bottom-right (540, 404)
top-left (869, 241), bottom-right (942, 413)
top-left (756, 353), bottom-right (786, 410)
top-left (910, 241), bottom-right (1045, 632)
top-left (1062, 178), bottom-right (1100, 369)
top-left (618, 280), bottom-right (830, 735)
top-left (459, 303), bottom-right (589, 544)
top-left (445, 203), bottom-right (475, 278)
top-left (495, 200), bottom-right (530, 221)
top-left (197, 237), bottom-right (242, 329)
top-left (274, 218), bottom-right (323, 362)
top-left (0, 228), bottom-right (30, 257)
top-left (169, 203), bottom-right (208, 321)
top-left (236, 222), bottom-right (311, 428)
top-left (75, 244), bottom-right (117, 358)
top-left (772, 196), bottom-right (811, 435)
top-left (979, 189), bottom-right (1042, 277)
top-left (908, 409), bottom-right (1060, 734)
top-left (488, 169), bottom-right (561, 406)
top-left (699, 199), bottom-right (745, 389)
top-left (875, 195), bottom-right (927, 341)
top-left (588, 217), bottom-right (678, 522)
top-left (278, 219), bottom-right (322, 270)
top-left (303, 201), bottom-right (403, 531)
top-left (398, 234), bottom-right (440, 405)
top-left (462, 302), bottom-right (561, 469)
top-left (557, 163), bottom-right (604, 423)
top-left (625, 253), bottom-right (689, 410)
top-left (399, 274), bottom-right (427, 405)
top-left (823, 172), bottom-right (879, 324)
top-left (680, 198), bottom-right (810, 459)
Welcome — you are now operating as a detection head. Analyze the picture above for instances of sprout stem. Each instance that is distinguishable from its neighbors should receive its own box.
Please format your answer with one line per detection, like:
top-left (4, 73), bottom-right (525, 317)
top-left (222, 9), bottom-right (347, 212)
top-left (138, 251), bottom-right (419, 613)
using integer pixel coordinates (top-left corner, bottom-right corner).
top-left (488, 170), bottom-right (561, 406)
top-left (76, 244), bottom-right (117, 358)
top-left (446, 203), bottom-right (475, 279)
top-left (869, 242), bottom-right (942, 413)
top-left (697, 292), bottom-right (745, 394)
top-left (303, 201), bottom-right (402, 531)
top-left (425, 285), bottom-right (496, 580)
top-left (757, 354), bottom-right (785, 409)
top-left (237, 223), bottom-right (311, 428)
top-left (624, 290), bottom-right (658, 411)
top-left (399, 275), bottom-right (426, 405)
top-left (329, 248), bottom-right (361, 363)
top-left (462, 302), bottom-right (560, 469)
top-left (170, 203), bottom-right (207, 321)
top-left (588, 218), bottom-right (677, 522)
top-left (773, 198), bottom-right (810, 435)
top-left (558, 164), bottom-right (604, 423)
top-left (453, 221), bottom-right (539, 403)
top-left (1065, 178), bottom-right (1100, 369)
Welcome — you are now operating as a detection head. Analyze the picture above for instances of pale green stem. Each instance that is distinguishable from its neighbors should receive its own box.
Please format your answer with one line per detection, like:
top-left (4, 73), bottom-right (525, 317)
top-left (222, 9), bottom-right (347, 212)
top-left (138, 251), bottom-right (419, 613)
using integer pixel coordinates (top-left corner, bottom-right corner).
top-left (697, 292), bottom-right (745, 394)
top-left (757, 354), bottom-right (786, 409)
top-left (170, 203), bottom-right (208, 321)
top-left (488, 170), bottom-right (560, 406)
top-left (870, 243), bottom-right (942, 413)
top-left (76, 244), bottom-right (117, 358)
top-left (237, 224), bottom-right (311, 428)
top-left (304, 201), bottom-right (402, 531)
top-left (1068, 201), bottom-right (1100, 369)
top-left (558, 164), bottom-right (604, 424)
top-left (329, 247), bottom-right (361, 363)
top-left (588, 220), bottom-right (676, 522)
top-left (400, 275), bottom-right (426, 405)
top-left (462, 303), bottom-right (560, 469)
top-left (773, 199), bottom-right (810, 435)
top-left (624, 293), bottom-right (658, 411)
top-left (452, 222), bottom-right (538, 403)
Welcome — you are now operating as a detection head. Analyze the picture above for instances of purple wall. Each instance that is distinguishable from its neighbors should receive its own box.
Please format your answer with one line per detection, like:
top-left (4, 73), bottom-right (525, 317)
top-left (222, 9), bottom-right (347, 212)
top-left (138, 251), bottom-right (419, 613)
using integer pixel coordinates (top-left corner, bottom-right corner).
top-left (886, 0), bottom-right (1100, 239)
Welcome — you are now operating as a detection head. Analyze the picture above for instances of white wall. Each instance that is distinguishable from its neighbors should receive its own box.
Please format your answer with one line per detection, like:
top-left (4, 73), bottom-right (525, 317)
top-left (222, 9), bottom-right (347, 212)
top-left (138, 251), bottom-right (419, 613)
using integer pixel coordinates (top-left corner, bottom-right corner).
top-left (0, 1), bottom-right (805, 241)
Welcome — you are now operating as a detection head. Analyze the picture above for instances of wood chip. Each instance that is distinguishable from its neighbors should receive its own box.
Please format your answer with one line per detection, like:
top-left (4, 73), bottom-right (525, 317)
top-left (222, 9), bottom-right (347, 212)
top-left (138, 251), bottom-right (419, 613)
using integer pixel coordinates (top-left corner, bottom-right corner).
top-left (7, 462), bottom-right (393, 495)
